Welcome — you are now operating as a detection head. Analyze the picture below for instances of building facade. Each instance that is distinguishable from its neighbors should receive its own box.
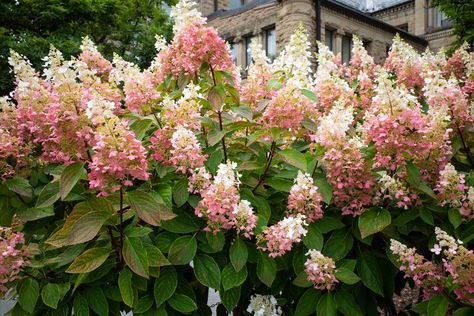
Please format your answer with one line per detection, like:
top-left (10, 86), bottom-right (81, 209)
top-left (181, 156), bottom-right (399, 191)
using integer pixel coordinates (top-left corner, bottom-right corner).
top-left (198, 0), bottom-right (454, 69)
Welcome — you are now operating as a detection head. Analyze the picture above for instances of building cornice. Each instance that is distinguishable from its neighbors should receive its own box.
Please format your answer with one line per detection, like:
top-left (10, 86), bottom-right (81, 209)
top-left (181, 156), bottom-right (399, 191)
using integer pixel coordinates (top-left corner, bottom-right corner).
top-left (320, 0), bottom-right (427, 45)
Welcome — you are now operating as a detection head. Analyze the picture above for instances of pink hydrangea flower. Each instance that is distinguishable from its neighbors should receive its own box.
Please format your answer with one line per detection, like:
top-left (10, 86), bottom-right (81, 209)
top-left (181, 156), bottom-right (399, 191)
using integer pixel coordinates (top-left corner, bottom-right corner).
top-left (304, 249), bottom-right (338, 290)
top-left (0, 228), bottom-right (29, 295)
top-left (288, 171), bottom-right (323, 222)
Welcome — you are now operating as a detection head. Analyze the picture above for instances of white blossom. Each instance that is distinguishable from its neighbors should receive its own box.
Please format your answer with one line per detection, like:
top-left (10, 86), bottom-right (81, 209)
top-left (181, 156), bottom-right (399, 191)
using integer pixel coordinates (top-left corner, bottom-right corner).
top-left (279, 214), bottom-right (308, 241)
top-left (214, 161), bottom-right (241, 189)
top-left (170, 0), bottom-right (206, 33)
top-left (247, 294), bottom-right (282, 316)
top-left (85, 94), bottom-right (116, 124)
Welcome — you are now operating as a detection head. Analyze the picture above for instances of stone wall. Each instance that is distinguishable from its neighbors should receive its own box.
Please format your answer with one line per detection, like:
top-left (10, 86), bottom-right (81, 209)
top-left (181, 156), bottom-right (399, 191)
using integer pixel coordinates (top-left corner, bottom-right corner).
top-left (372, 1), bottom-right (416, 34)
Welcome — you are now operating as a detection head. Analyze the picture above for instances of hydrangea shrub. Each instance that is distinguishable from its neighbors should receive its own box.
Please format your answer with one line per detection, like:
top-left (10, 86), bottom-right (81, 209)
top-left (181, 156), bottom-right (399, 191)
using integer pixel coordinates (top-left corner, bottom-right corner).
top-left (0, 0), bottom-right (474, 315)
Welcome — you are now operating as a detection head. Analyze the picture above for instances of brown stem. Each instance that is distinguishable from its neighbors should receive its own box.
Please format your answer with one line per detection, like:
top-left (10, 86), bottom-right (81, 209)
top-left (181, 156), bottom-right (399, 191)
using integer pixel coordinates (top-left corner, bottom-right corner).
top-left (151, 110), bottom-right (163, 129)
top-left (217, 111), bottom-right (228, 161)
top-left (209, 63), bottom-right (217, 86)
top-left (252, 141), bottom-right (276, 192)
top-left (201, 126), bottom-right (209, 148)
top-left (455, 122), bottom-right (474, 168)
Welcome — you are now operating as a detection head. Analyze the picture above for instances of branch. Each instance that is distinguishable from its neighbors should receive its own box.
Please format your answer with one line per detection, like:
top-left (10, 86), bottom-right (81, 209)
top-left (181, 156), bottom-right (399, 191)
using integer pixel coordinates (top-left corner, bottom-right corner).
top-left (252, 141), bottom-right (276, 192)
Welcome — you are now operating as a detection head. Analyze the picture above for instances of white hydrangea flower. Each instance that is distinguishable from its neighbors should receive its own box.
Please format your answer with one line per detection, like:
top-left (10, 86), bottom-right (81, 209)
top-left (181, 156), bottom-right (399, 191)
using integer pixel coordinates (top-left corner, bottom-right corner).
top-left (214, 161), bottom-right (241, 189)
top-left (274, 23), bottom-right (312, 87)
top-left (280, 214), bottom-right (308, 241)
top-left (80, 36), bottom-right (99, 53)
top-left (247, 294), bottom-right (282, 316)
top-left (170, 0), bottom-right (206, 33)
top-left (42, 46), bottom-right (75, 84)
top-left (315, 101), bottom-right (354, 143)
top-left (85, 94), bottom-right (116, 124)
top-left (8, 50), bottom-right (43, 95)
top-left (434, 227), bottom-right (459, 255)
top-left (233, 199), bottom-right (254, 218)
top-left (171, 126), bottom-right (199, 149)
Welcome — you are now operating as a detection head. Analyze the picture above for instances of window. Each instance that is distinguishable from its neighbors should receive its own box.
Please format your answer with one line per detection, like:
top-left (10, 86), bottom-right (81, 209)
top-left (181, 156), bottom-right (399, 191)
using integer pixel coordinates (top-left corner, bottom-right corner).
top-left (436, 9), bottom-right (451, 28)
top-left (396, 23), bottom-right (408, 32)
top-left (230, 42), bottom-right (238, 65)
top-left (341, 35), bottom-right (352, 64)
top-left (245, 35), bottom-right (256, 69)
top-left (325, 29), bottom-right (334, 51)
top-left (229, 0), bottom-right (243, 10)
top-left (265, 28), bottom-right (276, 62)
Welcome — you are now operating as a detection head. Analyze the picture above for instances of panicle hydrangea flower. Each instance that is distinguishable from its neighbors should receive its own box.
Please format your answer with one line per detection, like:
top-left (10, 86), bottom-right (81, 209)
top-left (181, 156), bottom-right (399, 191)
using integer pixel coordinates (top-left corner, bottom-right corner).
top-left (170, 0), bottom-right (206, 33)
top-left (432, 227), bottom-right (474, 303)
top-left (85, 93), bottom-right (116, 125)
top-left (158, 17), bottom-right (233, 80)
top-left (241, 41), bottom-right (274, 106)
top-left (0, 228), bottom-right (29, 296)
top-left (112, 55), bottom-right (160, 114)
top-left (274, 23), bottom-right (312, 87)
top-left (247, 294), bottom-right (282, 316)
top-left (378, 174), bottom-right (416, 209)
top-left (435, 163), bottom-right (467, 209)
top-left (188, 167), bottom-right (212, 194)
top-left (288, 171), bottom-right (323, 221)
top-left (464, 187), bottom-right (474, 219)
top-left (195, 161), bottom-right (255, 236)
top-left (304, 249), bottom-right (338, 290)
top-left (150, 127), bottom-right (173, 162)
top-left (312, 45), bottom-right (353, 114)
top-left (259, 214), bottom-right (308, 257)
top-left (312, 101), bottom-right (354, 147)
top-left (232, 200), bottom-right (258, 238)
top-left (390, 239), bottom-right (445, 299)
top-left (79, 37), bottom-right (113, 79)
top-left (161, 83), bottom-right (203, 130)
top-left (261, 84), bottom-right (306, 132)
top-left (169, 126), bottom-right (207, 174)
top-left (384, 35), bottom-right (424, 90)
top-left (321, 140), bottom-right (376, 217)
top-left (88, 116), bottom-right (149, 195)
top-left (42, 46), bottom-right (76, 86)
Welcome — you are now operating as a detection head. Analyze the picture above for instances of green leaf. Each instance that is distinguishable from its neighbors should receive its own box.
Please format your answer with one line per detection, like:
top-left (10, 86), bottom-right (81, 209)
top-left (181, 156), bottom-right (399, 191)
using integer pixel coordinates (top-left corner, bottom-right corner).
top-left (208, 129), bottom-right (226, 147)
top-left (221, 264), bottom-right (247, 290)
top-left (130, 118), bottom-right (153, 140)
top-left (60, 162), bottom-right (86, 200)
top-left (134, 295), bottom-right (154, 313)
top-left (119, 268), bottom-right (134, 307)
top-left (161, 209), bottom-right (200, 233)
top-left (293, 271), bottom-right (312, 287)
top-left (302, 223), bottom-right (323, 250)
top-left (323, 230), bottom-right (353, 260)
top-left (448, 208), bottom-right (462, 228)
top-left (67, 211), bottom-right (111, 245)
top-left (66, 247), bottom-right (110, 273)
top-left (143, 243), bottom-right (170, 267)
top-left (406, 162), bottom-right (421, 187)
top-left (6, 176), bottom-right (33, 198)
top-left (73, 294), bottom-right (89, 316)
top-left (427, 294), bottom-right (449, 316)
top-left (314, 217), bottom-right (345, 233)
top-left (154, 267), bottom-right (178, 307)
top-left (84, 288), bottom-right (108, 316)
top-left (358, 207), bottom-right (391, 239)
top-left (123, 236), bottom-right (149, 278)
top-left (301, 88), bottom-right (318, 102)
top-left (17, 206), bottom-right (54, 222)
top-left (221, 287), bottom-right (241, 311)
top-left (41, 283), bottom-right (61, 309)
top-left (19, 278), bottom-right (39, 313)
top-left (335, 267), bottom-right (360, 285)
top-left (314, 176), bottom-right (332, 204)
top-left (266, 177), bottom-right (292, 192)
top-left (168, 294), bottom-right (197, 313)
top-left (126, 190), bottom-right (174, 226)
top-left (266, 78), bottom-right (282, 91)
top-left (172, 178), bottom-right (189, 207)
top-left (334, 289), bottom-right (364, 316)
top-left (419, 208), bottom-right (435, 226)
top-left (36, 181), bottom-right (60, 208)
top-left (294, 288), bottom-right (320, 316)
top-left (357, 252), bottom-right (384, 297)
top-left (453, 307), bottom-right (474, 316)
top-left (205, 149), bottom-right (224, 173)
top-left (317, 292), bottom-right (337, 316)
top-left (230, 237), bottom-right (248, 272)
top-left (278, 149), bottom-right (307, 171)
top-left (232, 105), bottom-right (253, 120)
top-left (168, 235), bottom-right (197, 265)
top-left (193, 254), bottom-right (221, 289)
top-left (257, 252), bottom-right (276, 287)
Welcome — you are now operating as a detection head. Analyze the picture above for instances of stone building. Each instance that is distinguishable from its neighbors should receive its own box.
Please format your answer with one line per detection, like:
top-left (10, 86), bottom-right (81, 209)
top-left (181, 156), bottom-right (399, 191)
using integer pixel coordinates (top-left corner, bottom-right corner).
top-left (198, 0), bottom-right (454, 69)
